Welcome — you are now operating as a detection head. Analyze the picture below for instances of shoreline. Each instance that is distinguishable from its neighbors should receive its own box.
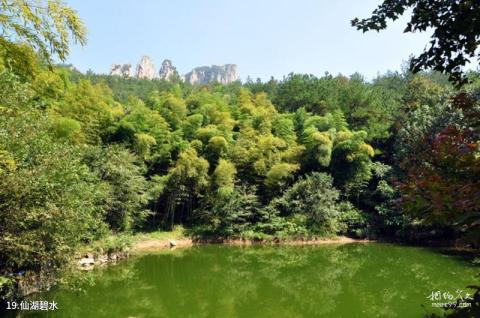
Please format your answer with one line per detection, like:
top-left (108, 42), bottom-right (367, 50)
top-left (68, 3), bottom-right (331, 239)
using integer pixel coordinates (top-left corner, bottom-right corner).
top-left (132, 235), bottom-right (370, 252)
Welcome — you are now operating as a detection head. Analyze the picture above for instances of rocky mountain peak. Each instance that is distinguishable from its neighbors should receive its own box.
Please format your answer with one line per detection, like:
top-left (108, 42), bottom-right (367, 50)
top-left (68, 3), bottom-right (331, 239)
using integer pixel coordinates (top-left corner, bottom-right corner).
top-left (109, 56), bottom-right (238, 84)
top-left (184, 64), bottom-right (238, 84)
top-left (110, 63), bottom-right (133, 78)
top-left (158, 59), bottom-right (180, 81)
top-left (135, 56), bottom-right (158, 80)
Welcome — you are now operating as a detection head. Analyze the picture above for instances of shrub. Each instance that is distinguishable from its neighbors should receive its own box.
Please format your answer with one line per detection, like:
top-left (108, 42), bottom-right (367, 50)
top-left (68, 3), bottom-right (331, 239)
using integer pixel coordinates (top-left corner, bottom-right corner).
top-left (274, 172), bottom-right (341, 235)
top-left (197, 185), bottom-right (260, 237)
top-left (337, 202), bottom-right (368, 238)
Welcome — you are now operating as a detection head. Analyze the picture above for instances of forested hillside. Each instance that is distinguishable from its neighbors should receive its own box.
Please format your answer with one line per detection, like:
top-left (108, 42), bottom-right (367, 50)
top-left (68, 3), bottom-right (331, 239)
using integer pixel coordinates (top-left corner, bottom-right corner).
top-left (1, 1), bottom-right (479, 303)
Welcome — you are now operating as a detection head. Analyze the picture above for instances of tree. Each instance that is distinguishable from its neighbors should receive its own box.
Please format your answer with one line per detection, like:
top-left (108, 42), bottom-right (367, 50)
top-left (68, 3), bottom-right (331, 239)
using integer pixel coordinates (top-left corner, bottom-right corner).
top-left (83, 144), bottom-right (150, 232)
top-left (352, 0), bottom-right (480, 85)
top-left (156, 147), bottom-right (210, 228)
top-left (0, 0), bottom-right (86, 64)
top-left (212, 159), bottom-right (236, 199)
top-left (0, 110), bottom-right (107, 274)
top-left (398, 90), bottom-right (480, 243)
top-left (55, 80), bottom-right (122, 144)
top-left (273, 172), bottom-right (341, 235)
top-left (197, 185), bottom-right (261, 237)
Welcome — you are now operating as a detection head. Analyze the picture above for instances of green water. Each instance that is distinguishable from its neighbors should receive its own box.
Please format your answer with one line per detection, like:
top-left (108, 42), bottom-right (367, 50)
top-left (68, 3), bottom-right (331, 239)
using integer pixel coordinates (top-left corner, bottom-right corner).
top-left (3, 243), bottom-right (478, 318)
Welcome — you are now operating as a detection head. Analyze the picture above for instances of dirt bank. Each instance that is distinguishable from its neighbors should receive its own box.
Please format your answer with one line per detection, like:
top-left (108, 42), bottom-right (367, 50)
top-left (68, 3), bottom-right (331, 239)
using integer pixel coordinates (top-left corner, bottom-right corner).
top-left (133, 236), bottom-right (370, 252)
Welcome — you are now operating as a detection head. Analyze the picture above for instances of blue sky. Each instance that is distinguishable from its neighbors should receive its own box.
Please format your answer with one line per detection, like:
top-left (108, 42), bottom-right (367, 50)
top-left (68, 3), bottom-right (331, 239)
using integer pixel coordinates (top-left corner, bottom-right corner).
top-left (64, 0), bottom-right (432, 81)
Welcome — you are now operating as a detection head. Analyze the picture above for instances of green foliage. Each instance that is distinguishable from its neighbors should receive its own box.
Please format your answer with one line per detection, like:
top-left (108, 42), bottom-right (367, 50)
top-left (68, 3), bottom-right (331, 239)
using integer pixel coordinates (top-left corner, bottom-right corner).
top-left (3, 12), bottom-right (477, 293)
top-left (352, 0), bottom-right (480, 85)
top-left (0, 38), bottom-right (40, 80)
top-left (50, 116), bottom-right (82, 142)
top-left (272, 73), bottom-right (399, 141)
top-left (403, 74), bottom-right (447, 111)
top-left (265, 162), bottom-right (299, 191)
top-left (331, 130), bottom-right (375, 191)
top-left (198, 186), bottom-right (261, 237)
top-left (55, 80), bottom-right (122, 144)
top-left (83, 144), bottom-right (150, 232)
top-left (398, 89), bottom-right (480, 243)
top-left (0, 0), bottom-right (86, 64)
top-left (111, 98), bottom-right (173, 167)
top-left (337, 201), bottom-right (368, 238)
top-left (212, 159), bottom-right (236, 198)
top-left (0, 110), bottom-right (108, 274)
top-left (273, 172), bottom-right (341, 235)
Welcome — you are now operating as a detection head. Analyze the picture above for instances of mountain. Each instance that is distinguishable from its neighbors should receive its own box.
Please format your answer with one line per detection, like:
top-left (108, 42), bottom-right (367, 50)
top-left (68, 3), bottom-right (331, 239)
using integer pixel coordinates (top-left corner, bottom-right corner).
top-left (184, 64), bottom-right (238, 84)
top-left (158, 59), bottom-right (180, 81)
top-left (109, 56), bottom-right (238, 84)
top-left (135, 56), bottom-right (158, 80)
top-left (109, 64), bottom-right (133, 78)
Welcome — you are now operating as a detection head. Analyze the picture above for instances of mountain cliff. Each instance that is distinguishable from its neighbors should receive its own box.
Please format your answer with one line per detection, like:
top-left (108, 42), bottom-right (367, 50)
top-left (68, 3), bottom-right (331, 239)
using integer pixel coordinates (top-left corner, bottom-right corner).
top-left (109, 64), bottom-right (133, 78)
top-left (135, 56), bottom-right (158, 80)
top-left (158, 59), bottom-right (180, 81)
top-left (109, 56), bottom-right (238, 84)
top-left (184, 64), bottom-right (238, 84)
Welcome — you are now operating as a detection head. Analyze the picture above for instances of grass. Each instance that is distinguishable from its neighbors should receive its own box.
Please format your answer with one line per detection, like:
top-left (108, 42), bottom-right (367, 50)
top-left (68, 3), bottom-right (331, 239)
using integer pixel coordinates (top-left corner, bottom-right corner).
top-left (77, 233), bottom-right (132, 256)
top-left (131, 225), bottom-right (186, 242)
top-left (77, 225), bottom-right (187, 256)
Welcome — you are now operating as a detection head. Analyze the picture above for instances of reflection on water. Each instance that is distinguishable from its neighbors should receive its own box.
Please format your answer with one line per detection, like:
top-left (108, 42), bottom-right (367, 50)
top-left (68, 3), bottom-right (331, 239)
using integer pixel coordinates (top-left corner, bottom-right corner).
top-left (5, 243), bottom-right (478, 318)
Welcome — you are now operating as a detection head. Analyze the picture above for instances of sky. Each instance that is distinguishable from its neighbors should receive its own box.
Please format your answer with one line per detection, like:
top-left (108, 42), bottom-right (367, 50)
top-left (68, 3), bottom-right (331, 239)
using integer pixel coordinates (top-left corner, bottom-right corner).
top-left (64, 0), bottom-right (433, 81)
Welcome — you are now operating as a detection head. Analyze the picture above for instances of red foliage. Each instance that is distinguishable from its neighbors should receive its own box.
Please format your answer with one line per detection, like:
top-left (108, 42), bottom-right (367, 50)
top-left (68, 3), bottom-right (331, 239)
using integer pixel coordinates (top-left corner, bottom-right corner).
top-left (399, 93), bottom-right (480, 227)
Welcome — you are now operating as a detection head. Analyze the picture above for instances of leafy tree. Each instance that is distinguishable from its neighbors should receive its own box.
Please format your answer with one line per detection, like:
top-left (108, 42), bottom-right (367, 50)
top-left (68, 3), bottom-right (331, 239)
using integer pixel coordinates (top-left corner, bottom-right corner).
top-left (148, 91), bottom-right (187, 130)
top-left (398, 90), bottom-right (480, 243)
top-left (264, 162), bottom-right (299, 192)
top-left (212, 159), bottom-right (236, 199)
top-left (352, 0), bottom-right (480, 85)
top-left (83, 144), bottom-right (150, 231)
top-left (54, 80), bottom-right (122, 144)
top-left (197, 185), bottom-right (261, 237)
top-left (0, 38), bottom-right (40, 80)
top-left (0, 0), bottom-right (86, 64)
top-left (402, 74), bottom-right (447, 111)
top-left (0, 111), bottom-right (107, 274)
top-left (112, 98), bottom-right (174, 167)
top-left (272, 114), bottom-right (296, 143)
top-left (155, 147), bottom-right (209, 228)
top-left (273, 172), bottom-right (341, 235)
top-left (330, 130), bottom-right (375, 192)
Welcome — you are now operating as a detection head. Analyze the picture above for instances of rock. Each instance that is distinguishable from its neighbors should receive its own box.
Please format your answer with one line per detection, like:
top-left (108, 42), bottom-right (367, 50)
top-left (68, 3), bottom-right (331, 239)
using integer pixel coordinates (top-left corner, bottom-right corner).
top-left (169, 239), bottom-right (177, 247)
top-left (184, 64), bottom-right (238, 84)
top-left (109, 56), bottom-right (238, 84)
top-left (110, 63), bottom-right (133, 77)
top-left (135, 56), bottom-right (158, 80)
top-left (79, 257), bottom-right (95, 267)
top-left (16, 273), bottom-right (53, 297)
top-left (96, 254), bottom-right (109, 265)
top-left (158, 59), bottom-right (180, 81)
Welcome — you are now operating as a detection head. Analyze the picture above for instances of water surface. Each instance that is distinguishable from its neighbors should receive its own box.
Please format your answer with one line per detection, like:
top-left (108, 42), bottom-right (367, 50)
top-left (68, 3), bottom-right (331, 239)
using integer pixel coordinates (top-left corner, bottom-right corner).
top-left (4, 243), bottom-right (478, 317)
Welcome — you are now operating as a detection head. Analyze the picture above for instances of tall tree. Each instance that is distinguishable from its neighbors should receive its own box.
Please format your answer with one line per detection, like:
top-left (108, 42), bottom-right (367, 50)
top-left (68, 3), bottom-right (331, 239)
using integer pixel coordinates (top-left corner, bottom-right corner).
top-left (352, 0), bottom-right (480, 85)
top-left (0, 0), bottom-right (86, 64)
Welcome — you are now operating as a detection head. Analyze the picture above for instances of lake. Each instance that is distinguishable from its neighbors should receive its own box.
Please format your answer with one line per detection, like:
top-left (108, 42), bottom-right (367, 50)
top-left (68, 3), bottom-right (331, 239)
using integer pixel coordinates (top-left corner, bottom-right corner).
top-left (2, 243), bottom-right (478, 317)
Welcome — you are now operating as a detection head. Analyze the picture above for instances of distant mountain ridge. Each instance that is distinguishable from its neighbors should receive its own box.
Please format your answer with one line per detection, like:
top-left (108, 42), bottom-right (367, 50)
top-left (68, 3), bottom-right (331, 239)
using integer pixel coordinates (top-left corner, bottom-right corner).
top-left (109, 56), bottom-right (238, 84)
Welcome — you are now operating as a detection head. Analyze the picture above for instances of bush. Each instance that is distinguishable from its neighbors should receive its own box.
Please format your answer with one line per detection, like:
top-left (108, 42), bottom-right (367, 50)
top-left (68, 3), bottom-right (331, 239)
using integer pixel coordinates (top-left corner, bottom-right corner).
top-left (273, 172), bottom-right (341, 235)
top-left (83, 144), bottom-right (150, 231)
top-left (196, 186), bottom-right (260, 237)
top-left (337, 202), bottom-right (368, 238)
top-left (0, 112), bottom-right (108, 275)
